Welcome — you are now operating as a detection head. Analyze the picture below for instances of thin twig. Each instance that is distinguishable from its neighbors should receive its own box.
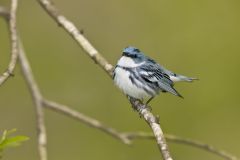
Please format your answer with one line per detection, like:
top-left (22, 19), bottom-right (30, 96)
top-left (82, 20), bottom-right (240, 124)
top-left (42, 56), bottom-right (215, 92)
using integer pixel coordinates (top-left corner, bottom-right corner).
top-left (166, 135), bottom-right (238, 160)
top-left (42, 99), bottom-right (131, 144)
top-left (18, 42), bottom-right (47, 160)
top-left (0, 0), bottom-right (18, 86)
top-left (123, 132), bottom-right (238, 160)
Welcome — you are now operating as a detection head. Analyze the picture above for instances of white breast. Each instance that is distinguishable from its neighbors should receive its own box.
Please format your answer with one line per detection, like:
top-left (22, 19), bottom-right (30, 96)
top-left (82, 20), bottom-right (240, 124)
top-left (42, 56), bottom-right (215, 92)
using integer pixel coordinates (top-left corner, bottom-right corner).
top-left (117, 56), bottom-right (145, 68)
top-left (114, 67), bottom-right (151, 100)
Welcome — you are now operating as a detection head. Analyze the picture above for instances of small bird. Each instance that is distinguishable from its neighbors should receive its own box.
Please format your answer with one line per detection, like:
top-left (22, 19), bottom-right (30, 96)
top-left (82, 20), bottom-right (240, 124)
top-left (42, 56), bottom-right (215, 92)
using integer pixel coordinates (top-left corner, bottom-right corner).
top-left (113, 46), bottom-right (197, 104)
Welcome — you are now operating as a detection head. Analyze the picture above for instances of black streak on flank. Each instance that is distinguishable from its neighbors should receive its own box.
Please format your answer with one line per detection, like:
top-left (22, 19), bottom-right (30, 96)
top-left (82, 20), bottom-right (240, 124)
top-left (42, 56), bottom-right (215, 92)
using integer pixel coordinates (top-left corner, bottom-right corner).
top-left (129, 75), bottom-right (135, 85)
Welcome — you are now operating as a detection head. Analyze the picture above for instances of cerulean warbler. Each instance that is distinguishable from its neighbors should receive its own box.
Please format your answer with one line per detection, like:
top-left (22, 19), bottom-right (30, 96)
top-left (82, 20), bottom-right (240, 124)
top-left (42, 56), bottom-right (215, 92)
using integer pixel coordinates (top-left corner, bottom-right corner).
top-left (113, 46), bottom-right (197, 104)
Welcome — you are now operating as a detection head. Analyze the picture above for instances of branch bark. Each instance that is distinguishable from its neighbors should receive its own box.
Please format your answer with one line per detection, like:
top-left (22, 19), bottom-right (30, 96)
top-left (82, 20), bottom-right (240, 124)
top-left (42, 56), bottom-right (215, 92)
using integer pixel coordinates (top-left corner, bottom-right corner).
top-left (18, 42), bottom-right (47, 160)
top-left (129, 97), bottom-right (172, 160)
top-left (37, 0), bottom-right (114, 77)
top-left (124, 132), bottom-right (238, 160)
top-left (0, 1), bottom-right (18, 86)
top-left (42, 99), bottom-right (131, 144)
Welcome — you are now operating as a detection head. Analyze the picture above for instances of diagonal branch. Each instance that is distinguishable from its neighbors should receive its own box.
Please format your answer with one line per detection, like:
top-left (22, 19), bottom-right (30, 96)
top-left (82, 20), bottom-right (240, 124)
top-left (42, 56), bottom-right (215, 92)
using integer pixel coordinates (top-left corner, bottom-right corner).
top-left (129, 98), bottom-right (173, 160)
top-left (37, 0), bottom-right (114, 77)
top-left (0, 1), bottom-right (18, 86)
top-left (42, 99), bottom-right (131, 144)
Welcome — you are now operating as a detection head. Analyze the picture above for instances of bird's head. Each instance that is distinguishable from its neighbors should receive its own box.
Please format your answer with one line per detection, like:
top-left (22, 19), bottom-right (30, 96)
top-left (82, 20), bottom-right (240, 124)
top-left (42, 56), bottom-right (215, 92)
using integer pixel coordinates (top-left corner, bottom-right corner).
top-left (122, 46), bottom-right (146, 63)
top-left (117, 46), bottom-right (154, 67)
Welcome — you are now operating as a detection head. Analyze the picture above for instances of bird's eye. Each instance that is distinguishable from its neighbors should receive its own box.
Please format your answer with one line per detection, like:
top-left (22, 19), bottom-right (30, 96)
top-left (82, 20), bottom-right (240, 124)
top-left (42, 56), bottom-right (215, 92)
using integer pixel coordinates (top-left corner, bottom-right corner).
top-left (122, 52), bottom-right (137, 58)
top-left (129, 54), bottom-right (138, 58)
top-left (122, 52), bottom-right (128, 56)
top-left (133, 48), bottom-right (140, 52)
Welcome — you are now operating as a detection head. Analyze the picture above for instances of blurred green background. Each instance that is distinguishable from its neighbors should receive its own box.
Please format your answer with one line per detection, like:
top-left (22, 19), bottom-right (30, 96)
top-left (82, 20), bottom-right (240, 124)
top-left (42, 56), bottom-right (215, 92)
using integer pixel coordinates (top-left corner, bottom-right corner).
top-left (0, 0), bottom-right (240, 159)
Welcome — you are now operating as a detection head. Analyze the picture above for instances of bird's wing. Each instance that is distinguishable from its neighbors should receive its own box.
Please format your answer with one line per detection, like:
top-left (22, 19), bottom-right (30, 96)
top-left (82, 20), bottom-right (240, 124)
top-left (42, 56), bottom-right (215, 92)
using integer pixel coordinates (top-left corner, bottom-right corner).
top-left (158, 65), bottom-right (198, 82)
top-left (138, 60), bottom-right (183, 98)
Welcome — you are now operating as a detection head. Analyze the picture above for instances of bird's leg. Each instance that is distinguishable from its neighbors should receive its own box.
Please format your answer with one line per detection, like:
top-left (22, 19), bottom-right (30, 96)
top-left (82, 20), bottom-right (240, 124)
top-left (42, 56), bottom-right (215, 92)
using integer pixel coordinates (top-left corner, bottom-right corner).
top-left (146, 96), bottom-right (154, 105)
top-left (127, 96), bottom-right (136, 111)
top-left (128, 96), bottom-right (143, 111)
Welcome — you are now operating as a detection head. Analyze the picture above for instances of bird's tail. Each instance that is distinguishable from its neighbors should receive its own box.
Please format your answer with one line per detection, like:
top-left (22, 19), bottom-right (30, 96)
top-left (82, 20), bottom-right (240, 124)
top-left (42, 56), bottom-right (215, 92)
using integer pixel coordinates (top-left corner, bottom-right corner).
top-left (169, 74), bottom-right (198, 82)
top-left (161, 67), bottom-right (198, 82)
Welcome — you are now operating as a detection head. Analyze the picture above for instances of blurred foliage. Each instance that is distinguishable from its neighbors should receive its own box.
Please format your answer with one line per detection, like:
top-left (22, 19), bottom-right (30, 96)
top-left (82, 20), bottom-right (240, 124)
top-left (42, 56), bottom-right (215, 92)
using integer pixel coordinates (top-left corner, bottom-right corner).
top-left (0, 129), bottom-right (28, 159)
top-left (0, 0), bottom-right (240, 160)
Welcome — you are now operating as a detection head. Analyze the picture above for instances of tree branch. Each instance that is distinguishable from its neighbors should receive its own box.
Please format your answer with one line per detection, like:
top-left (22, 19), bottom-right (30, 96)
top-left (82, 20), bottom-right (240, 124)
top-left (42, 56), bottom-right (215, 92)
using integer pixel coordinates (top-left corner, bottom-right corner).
top-left (123, 132), bottom-right (238, 160)
top-left (18, 41), bottom-right (47, 160)
top-left (42, 99), bottom-right (131, 144)
top-left (37, 0), bottom-right (114, 77)
top-left (0, 1), bottom-right (18, 86)
top-left (165, 135), bottom-right (238, 160)
top-left (129, 97), bottom-right (173, 160)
